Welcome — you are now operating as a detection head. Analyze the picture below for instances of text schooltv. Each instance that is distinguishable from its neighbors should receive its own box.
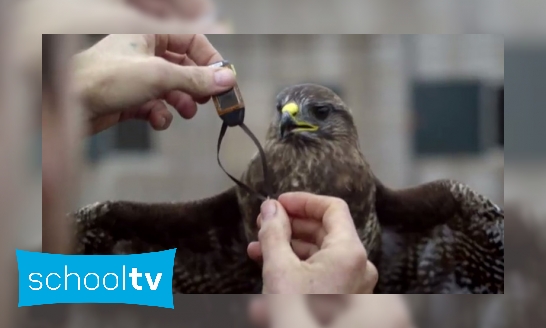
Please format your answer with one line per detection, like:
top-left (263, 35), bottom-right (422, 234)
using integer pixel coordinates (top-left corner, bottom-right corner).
top-left (16, 249), bottom-right (176, 308)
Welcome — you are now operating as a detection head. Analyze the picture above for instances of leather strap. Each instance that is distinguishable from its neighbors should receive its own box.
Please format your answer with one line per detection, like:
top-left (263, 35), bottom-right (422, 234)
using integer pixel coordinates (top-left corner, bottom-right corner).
top-left (217, 121), bottom-right (274, 201)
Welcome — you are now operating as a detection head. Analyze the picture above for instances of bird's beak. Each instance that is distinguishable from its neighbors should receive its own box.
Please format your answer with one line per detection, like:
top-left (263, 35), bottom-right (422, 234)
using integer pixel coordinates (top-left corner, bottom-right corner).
top-left (279, 102), bottom-right (318, 138)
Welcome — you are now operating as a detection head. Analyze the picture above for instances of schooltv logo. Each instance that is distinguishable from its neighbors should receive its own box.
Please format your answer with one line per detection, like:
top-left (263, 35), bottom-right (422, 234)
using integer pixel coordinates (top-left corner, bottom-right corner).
top-left (16, 249), bottom-right (176, 308)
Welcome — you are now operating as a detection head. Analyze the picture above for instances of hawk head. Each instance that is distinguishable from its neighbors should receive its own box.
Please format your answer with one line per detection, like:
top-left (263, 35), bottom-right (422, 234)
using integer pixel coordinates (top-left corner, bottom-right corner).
top-left (267, 84), bottom-right (357, 144)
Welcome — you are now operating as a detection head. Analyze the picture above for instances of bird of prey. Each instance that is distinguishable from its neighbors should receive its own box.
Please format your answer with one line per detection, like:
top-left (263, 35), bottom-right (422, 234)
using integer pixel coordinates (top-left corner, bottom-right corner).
top-left (72, 84), bottom-right (504, 294)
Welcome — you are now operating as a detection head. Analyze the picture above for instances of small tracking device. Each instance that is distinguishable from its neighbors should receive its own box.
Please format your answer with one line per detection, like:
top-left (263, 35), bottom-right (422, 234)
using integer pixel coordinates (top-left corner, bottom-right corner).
top-left (208, 60), bottom-right (245, 127)
top-left (208, 60), bottom-right (274, 201)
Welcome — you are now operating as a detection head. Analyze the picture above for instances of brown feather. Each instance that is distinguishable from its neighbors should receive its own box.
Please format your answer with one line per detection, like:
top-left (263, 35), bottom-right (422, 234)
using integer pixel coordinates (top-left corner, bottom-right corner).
top-left (72, 187), bottom-right (261, 293)
top-left (72, 83), bottom-right (504, 294)
top-left (238, 84), bottom-right (381, 262)
top-left (375, 179), bottom-right (504, 293)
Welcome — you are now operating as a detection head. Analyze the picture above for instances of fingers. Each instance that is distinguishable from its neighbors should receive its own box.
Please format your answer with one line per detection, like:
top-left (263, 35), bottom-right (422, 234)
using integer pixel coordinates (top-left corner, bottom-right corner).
top-left (250, 296), bottom-right (346, 328)
top-left (268, 296), bottom-right (319, 328)
top-left (307, 295), bottom-right (350, 326)
top-left (164, 91), bottom-right (198, 119)
top-left (248, 239), bottom-right (318, 263)
top-left (360, 261), bottom-right (379, 294)
top-left (291, 240), bottom-right (319, 260)
top-left (162, 51), bottom-right (196, 66)
top-left (278, 192), bottom-right (357, 240)
top-left (161, 53), bottom-right (210, 107)
top-left (193, 96), bottom-right (211, 104)
top-left (89, 113), bottom-right (121, 135)
top-left (258, 200), bottom-right (299, 269)
top-left (291, 219), bottom-right (326, 245)
top-left (248, 296), bottom-right (269, 328)
top-left (147, 102), bottom-right (173, 130)
top-left (334, 295), bottom-right (415, 328)
top-left (152, 59), bottom-right (236, 98)
top-left (257, 215), bottom-right (326, 247)
top-left (127, 0), bottom-right (174, 20)
top-left (257, 213), bottom-right (325, 256)
top-left (156, 34), bottom-right (224, 66)
top-left (247, 241), bottom-right (262, 263)
top-left (120, 99), bottom-right (172, 131)
top-left (24, 1), bottom-right (210, 35)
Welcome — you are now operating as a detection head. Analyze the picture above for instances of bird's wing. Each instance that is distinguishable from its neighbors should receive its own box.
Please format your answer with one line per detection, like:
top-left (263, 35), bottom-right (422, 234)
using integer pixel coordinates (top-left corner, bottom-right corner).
top-left (374, 179), bottom-right (504, 294)
top-left (71, 187), bottom-right (261, 294)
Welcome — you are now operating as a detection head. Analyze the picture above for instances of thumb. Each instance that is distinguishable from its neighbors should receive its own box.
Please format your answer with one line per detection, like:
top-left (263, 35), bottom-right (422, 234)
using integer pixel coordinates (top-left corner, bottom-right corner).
top-left (152, 60), bottom-right (237, 98)
top-left (258, 200), bottom-right (299, 268)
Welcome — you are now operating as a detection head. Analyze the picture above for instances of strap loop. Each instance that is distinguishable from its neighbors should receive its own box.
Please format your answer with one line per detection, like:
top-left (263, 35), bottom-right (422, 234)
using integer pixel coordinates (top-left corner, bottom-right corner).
top-left (217, 121), bottom-right (274, 201)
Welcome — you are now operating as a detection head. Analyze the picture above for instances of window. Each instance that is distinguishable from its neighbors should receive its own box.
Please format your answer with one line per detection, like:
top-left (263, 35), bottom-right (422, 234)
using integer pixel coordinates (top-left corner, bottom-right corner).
top-left (412, 80), bottom-right (484, 155)
top-left (114, 120), bottom-right (152, 151)
top-left (86, 121), bottom-right (153, 163)
top-left (505, 45), bottom-right (546, 160)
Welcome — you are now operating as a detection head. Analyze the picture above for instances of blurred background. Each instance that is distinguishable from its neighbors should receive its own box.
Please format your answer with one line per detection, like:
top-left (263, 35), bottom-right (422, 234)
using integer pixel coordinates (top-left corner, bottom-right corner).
top-left (76, 34), bottom-right (504, 209)
top-left (216, 0), bottom-right (543, 35)
top-left (4, 0), bottom-right (545, 325)
top-left (28, 33), bottom-right (514, 328)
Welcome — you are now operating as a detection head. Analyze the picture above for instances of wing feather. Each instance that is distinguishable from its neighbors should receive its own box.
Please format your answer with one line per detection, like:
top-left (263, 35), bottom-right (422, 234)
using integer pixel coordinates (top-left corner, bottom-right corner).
top-left (375, 179), bottom-right (504, 294)
top-left (70, 187), bottom-right (261, 294)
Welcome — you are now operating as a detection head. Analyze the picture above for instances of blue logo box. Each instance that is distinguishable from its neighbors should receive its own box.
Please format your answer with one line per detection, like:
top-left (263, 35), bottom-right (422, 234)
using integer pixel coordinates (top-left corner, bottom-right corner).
top-left (16, 249), bottom-right (176, 309)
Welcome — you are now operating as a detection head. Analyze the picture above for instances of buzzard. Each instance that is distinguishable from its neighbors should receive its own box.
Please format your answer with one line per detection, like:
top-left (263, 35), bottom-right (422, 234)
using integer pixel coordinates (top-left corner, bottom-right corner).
top-left (72, 84), bottom-right (504, 294)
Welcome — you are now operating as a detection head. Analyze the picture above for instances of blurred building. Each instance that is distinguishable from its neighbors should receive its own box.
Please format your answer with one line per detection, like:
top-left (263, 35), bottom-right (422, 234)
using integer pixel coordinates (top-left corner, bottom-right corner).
top-left (216, 0), bottom-right (534, 34)
top-left (31, 32), bottom-right (546, 328)
top-left (504, 42), bottom-right (546, 216)
top-left (77, 35), bottom-right (504, 212)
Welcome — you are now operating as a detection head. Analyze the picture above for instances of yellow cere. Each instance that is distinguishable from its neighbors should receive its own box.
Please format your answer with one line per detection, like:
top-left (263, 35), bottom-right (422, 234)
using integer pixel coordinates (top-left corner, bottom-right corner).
top-left (282, 102), bottom-right (318, 132)
top-left (282, 102), bottom-right (299, 116)
top-left (230, 65), bottom-right (236, 76)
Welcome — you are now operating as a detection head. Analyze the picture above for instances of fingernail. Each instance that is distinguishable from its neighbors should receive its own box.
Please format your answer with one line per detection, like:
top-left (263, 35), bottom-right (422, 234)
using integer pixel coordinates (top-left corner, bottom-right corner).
top-left (214, 68), bottom-right (235, 86)
top-left (261, 200), bottom-right (277, 220)
top-left (158, 117), bottom-right (166, 128)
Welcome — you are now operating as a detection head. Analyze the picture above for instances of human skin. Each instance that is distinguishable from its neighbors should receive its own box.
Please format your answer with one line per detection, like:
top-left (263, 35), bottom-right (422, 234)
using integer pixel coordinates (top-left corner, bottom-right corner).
top-left (249, 295), bottom-right (416, 328)
top-left (71, 34), bottom-right (236, 135)
top-left (248, 194), bottom-right (378, 294)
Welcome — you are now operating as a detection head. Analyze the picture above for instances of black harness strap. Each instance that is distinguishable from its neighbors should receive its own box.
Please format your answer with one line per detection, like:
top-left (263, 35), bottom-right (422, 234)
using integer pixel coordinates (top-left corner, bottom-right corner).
top-left (217, 121), bottom-right (274, 202)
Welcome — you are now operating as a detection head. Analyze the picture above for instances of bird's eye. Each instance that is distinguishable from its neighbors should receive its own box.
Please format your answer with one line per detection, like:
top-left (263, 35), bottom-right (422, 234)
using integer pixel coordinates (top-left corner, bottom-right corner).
top-left (311, 105), bottom-right (331, 120)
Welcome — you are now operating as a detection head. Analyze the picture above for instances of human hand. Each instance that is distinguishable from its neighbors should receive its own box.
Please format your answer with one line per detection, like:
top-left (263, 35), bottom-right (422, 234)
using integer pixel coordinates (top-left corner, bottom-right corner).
top-left (247, 192), bottom-right (378, 294)
top-left (249, 295), bottom-right (349, 328)
top-left (249, 295), bottom-right (415, 328)
top-left (17, 0), bottom-right (223, 74)
top-left (72, 34), bottom-right (236, 134)
top-left (126, 0), bottom-right (215, 20)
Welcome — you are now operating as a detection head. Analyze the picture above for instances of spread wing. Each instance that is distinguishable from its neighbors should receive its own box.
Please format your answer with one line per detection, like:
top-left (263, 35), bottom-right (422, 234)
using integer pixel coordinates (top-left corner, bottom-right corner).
top-left (374, 179), bottom-right (504, 294)
top-left (70, 187), bottom-right (261, 294)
